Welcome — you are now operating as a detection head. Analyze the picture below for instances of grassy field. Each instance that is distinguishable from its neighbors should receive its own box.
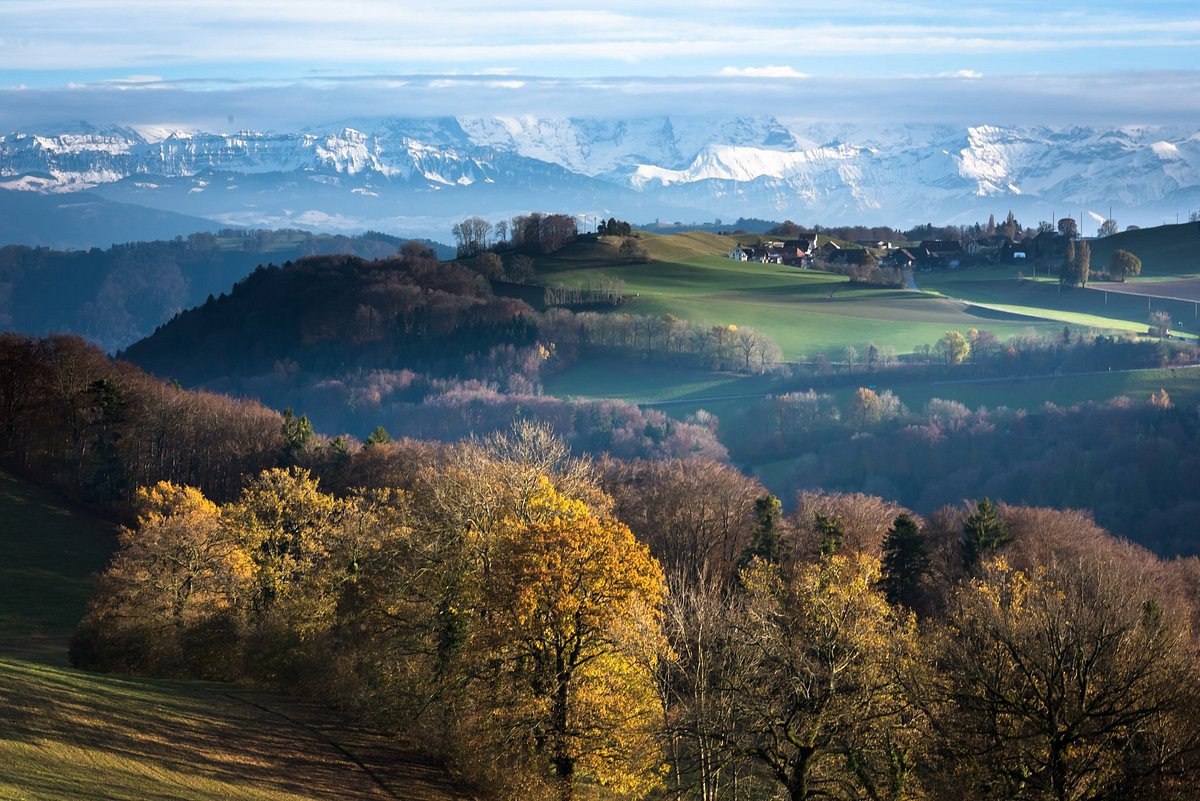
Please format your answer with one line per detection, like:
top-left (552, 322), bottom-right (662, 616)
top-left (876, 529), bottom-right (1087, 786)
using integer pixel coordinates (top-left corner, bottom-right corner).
top-left (541, 251), bottom-right (1070, 359)
top-left (543, 360), bottom-right (779, 404)
top-left (1084, 221), bottom-right (1200, 277)
top-left (0, 655), bottom-right (471, 801)
top-left (919, 266), bottom-right (1200, 337)
top-left (0, 470), bottom-right (116, 637)
top-left (534, 226), bottom-right (1200, 353)
top-left (0, 470), bottom-right (474, 801)
top-left (549, 362), bottom-right (1200, 425)
top-left (871, 366), bottom-right (1200, 414)
top-left (1091, 278), bottom-right (1200, 303)
top-left (528, 228), bottom-right (1200, 416)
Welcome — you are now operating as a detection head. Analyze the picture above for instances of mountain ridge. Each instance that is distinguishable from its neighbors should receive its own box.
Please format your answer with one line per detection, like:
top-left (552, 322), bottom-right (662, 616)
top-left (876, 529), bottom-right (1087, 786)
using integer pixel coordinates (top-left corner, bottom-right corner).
top-left (3, 117), bottom-right (1199, 239)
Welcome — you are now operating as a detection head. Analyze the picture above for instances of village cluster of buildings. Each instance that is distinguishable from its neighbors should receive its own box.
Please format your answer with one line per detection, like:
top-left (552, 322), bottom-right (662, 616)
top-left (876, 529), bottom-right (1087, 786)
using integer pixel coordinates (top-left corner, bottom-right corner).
top-left (728, 230), bottom-right (1070, 271)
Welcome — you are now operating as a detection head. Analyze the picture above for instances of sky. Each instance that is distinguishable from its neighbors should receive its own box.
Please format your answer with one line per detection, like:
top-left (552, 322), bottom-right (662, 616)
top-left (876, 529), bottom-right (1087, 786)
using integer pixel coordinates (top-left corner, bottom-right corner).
top-left (1, 0), bottom-right (1199, 130)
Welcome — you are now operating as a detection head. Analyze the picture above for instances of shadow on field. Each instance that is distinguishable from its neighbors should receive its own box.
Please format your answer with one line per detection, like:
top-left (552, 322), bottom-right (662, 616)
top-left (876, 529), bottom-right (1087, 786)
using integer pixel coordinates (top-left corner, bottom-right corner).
top-left (0, 654), bottom-right (476, 801)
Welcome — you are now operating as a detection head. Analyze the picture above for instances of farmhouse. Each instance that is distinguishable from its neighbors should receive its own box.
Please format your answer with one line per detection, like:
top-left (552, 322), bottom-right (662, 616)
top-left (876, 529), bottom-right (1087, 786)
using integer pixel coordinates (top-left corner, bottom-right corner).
top-left (780, 237), bottom-right (816, 266)
top-left (728, 240), bottom-right (807, 266)
top-left (920, 239), bottom-right (963, 268)
top-left (965, 234), bottom-right (1012, 256)
top-left (882, 248), bottom-right (920, 270)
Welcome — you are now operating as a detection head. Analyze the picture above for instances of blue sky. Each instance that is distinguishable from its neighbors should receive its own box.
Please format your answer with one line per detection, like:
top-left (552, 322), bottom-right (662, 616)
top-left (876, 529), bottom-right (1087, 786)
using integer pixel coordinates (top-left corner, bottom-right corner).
top-left (2, 0), bottom-right (1199, 129)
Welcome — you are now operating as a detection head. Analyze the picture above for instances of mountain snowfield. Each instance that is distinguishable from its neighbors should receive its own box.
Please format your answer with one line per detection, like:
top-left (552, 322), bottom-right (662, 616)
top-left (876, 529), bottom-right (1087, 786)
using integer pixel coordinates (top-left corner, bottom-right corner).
top-left (1, 117), bottom-right (1198, 239)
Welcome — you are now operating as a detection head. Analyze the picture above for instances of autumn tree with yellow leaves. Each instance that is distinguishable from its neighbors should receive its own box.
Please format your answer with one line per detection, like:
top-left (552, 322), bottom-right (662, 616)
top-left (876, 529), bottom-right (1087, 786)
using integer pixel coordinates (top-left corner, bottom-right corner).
top-left (373, 423), bottom-right (670, 801)
top-left (71, 480), bottom-right (249, 675)
top-left (731, 552), bottom-right (923, 801)
top-left (478, 479), bottom-right (667, 801)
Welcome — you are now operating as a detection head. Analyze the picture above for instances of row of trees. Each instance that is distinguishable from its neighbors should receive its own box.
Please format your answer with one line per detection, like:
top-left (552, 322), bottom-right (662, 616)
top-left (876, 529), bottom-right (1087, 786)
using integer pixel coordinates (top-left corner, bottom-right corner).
top-left (72, 422), bottom-right (1200, 801)
top-left (1061, 240), bottom-right (1142, 286)
top-left (0, 333), bottom-right (284, 505)
top-left (453, 213), bottom-right (580, 257)
top-left (768, 211), bottom-right (1139, 251)
top-left (540, 310), bottom-right (783, 374)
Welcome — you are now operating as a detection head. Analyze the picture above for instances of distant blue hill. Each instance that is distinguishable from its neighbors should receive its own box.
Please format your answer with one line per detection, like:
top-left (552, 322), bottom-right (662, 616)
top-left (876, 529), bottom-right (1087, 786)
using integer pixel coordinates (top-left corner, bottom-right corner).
top-left (0, 189), bottom-right (221, 250)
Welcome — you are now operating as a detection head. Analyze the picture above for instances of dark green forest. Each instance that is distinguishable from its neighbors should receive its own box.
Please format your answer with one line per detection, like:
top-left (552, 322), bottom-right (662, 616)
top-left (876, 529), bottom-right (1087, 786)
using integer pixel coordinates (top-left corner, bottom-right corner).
top-left (0, 229), bottom-right (449, 351)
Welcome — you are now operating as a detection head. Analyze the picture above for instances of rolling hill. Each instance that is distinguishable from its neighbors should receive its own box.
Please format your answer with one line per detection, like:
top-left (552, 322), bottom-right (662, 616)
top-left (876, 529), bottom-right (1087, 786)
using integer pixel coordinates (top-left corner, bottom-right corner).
top-left (0, 468), bottom-right (476, 801)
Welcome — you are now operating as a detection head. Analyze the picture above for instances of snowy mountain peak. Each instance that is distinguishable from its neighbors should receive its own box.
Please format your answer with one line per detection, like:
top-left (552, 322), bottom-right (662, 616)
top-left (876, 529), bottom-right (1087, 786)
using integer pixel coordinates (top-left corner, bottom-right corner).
top-left (1, 116), bottom-right (1198, 233)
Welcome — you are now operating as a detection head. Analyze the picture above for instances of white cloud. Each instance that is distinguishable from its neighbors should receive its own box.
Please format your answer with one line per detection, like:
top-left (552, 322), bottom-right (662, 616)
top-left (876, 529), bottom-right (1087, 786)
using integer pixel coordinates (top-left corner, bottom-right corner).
top-left (102, 75), bottom-right (164, 84)
top-left (5, 71), bottom-right (1200, 133)
top-left (3, 2), bottom-right (1199, 79)
top-left (717, 65), bottom-right (809, 79)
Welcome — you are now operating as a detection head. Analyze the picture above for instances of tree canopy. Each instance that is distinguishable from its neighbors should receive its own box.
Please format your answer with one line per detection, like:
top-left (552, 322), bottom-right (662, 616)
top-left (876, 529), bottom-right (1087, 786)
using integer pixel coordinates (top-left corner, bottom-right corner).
top-left (1109, 248), bottom-right (1142, 281)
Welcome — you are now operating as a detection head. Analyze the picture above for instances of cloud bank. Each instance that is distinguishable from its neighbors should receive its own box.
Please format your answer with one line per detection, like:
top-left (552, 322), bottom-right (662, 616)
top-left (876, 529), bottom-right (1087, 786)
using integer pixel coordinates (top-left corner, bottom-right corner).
top-left (2, 72), bottom-right (1198, 133)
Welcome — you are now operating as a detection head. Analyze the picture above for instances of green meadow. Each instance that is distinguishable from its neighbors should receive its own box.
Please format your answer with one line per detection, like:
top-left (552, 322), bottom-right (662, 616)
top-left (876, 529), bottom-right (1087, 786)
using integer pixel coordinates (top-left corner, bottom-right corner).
top-left (543, 359), bottom-right (780, 404)
top-left (546, 361), bottom-right (1200, 423)
top-left (541, 245), bottom-right (1069, 359)
top-left (918, 266), bottom-right (1200, 337)
top-left (0, 470), bottom-right (116, 637)
top-left (0, 653), bottom-right (474, 801)
top-left (1084, 221), bottom-right (1200, 277)
top-left (531, 226), bottom-right (1200, 418)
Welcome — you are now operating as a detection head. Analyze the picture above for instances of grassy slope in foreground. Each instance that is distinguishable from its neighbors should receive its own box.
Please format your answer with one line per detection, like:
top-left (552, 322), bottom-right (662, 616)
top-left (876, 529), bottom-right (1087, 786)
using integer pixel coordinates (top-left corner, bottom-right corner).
top-left (0, 656), bottom-right (471, 801)
top-left (0, 470), bottom-right (116, 636)
top-left (0, 469), bottom-right (474, 801)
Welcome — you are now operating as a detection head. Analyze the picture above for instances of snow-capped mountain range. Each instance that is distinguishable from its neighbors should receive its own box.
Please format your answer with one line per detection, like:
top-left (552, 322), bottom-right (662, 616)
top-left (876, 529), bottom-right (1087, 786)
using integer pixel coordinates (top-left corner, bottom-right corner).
top-left (2, 117), bottom-right (1198, 241)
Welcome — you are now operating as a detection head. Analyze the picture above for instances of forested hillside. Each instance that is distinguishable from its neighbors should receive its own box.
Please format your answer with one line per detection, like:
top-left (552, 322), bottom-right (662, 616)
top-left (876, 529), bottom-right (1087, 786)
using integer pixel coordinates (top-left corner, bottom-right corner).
top-left (124, 252), bottom-right (532, 382)
top-left (5, 330), bottom-right (1200, 801)
top-left (0, 229), bottom-right (448, 351)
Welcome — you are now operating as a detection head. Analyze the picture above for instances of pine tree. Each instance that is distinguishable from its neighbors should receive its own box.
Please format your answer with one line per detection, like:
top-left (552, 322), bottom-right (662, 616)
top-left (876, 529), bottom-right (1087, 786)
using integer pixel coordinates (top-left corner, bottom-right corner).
top-left (364, 425), bottom-right (391, 447)
top-left (962, 498), bottom-right (1009, 571)
top-left (742, 495), bottom-right (783, 565)
top-left (880, 513), bottom-right (930, 611)
top-left (816, 512), bottom-right (846, 558)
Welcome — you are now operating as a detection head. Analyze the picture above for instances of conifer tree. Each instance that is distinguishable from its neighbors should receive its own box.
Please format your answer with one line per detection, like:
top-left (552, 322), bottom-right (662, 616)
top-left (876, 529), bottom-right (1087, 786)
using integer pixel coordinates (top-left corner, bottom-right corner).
top-left (364, 425), bottom-right (391, 447)
top-left (815, 512), bottom-right (846, 558)
top-left (1075, 239), bottom-right (1091, 286)
top-left (962, 498), bottom-right (1009, 571)
top-left (880, 513), bottom-right (929, 611)
top-left (1062, 239), bottom-right (1077, 285)
top-left (741, 494), bottom-right (783, 565)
